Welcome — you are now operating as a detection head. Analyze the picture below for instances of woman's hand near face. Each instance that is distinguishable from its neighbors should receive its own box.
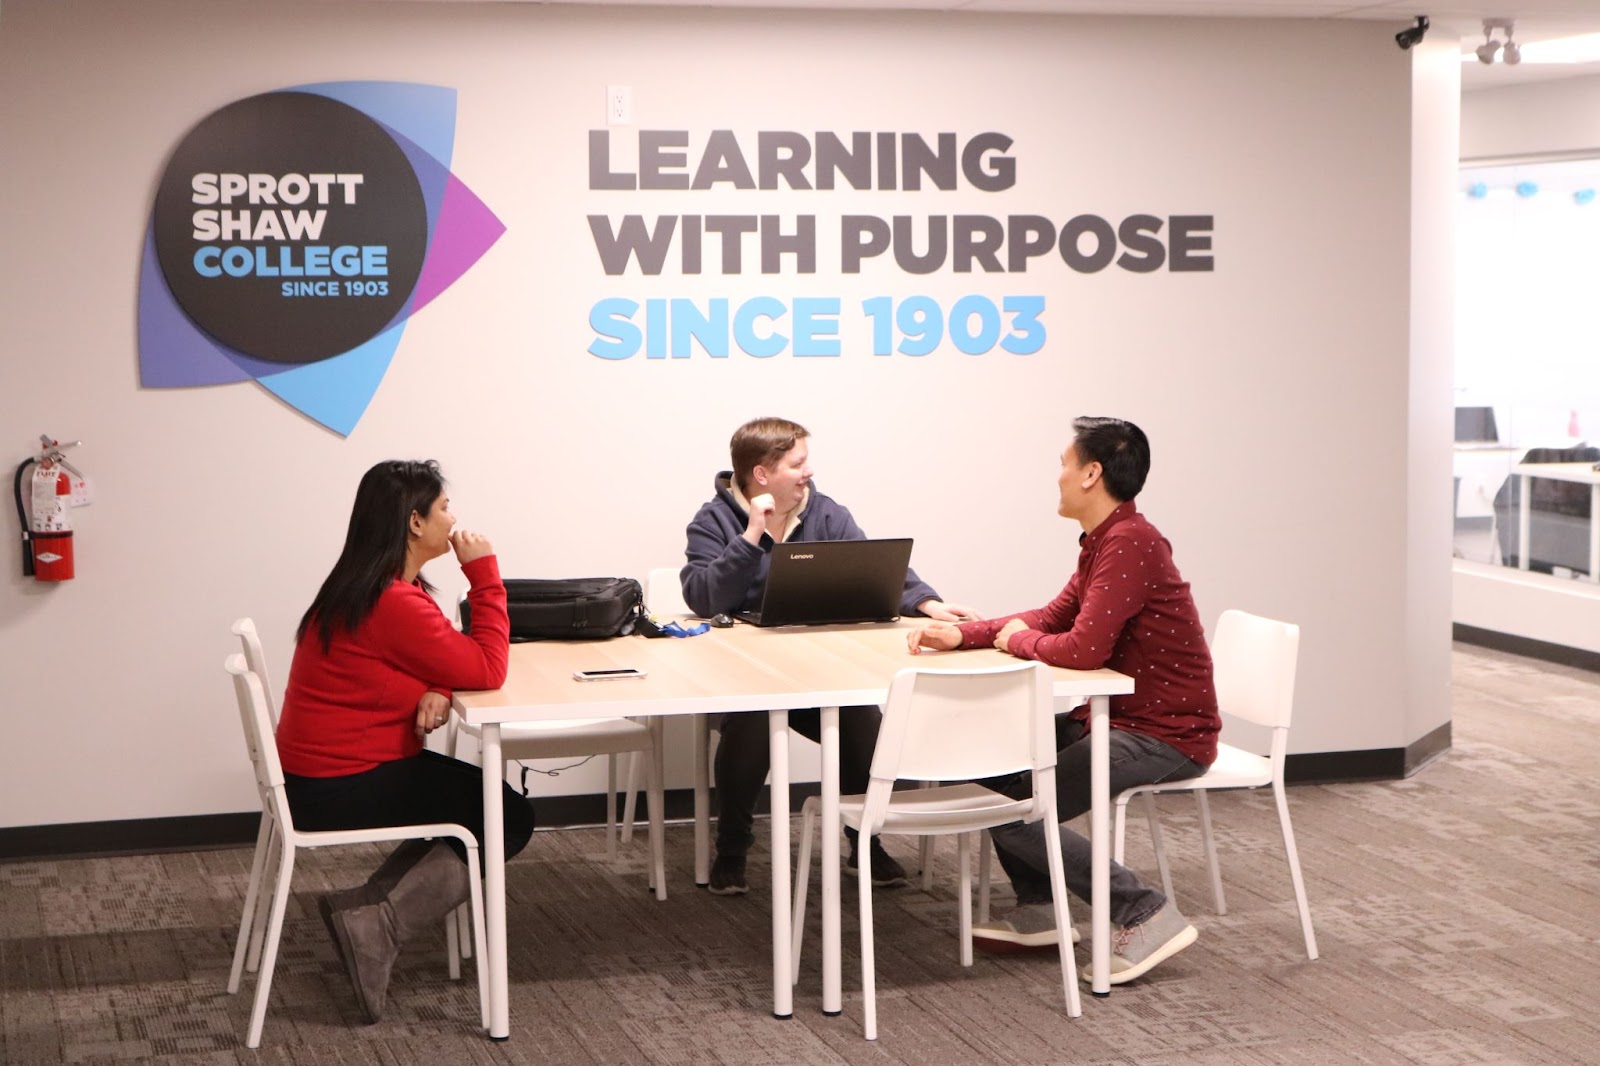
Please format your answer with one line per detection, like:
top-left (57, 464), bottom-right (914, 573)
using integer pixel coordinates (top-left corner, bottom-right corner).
top-left (450, 529), bottom-right (494, 565)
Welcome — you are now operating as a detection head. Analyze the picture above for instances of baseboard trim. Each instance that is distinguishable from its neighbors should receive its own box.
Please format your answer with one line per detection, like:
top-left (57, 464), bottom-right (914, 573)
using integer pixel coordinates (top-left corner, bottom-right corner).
top-left (1403, 721), bottom-right (1453, 776)
top-left (0, 812), bottom-right (263, 864)
top-left (0, 785), bottom-right (823, 864)
top-left (1453, 623), bottom-right (1600, 674)
top-left (3, 742), bottom-right (1446, 864)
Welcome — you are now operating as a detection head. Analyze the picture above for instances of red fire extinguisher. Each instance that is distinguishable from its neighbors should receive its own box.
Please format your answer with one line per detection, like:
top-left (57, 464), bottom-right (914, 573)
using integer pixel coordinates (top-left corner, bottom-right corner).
top-left (13, 435), bottom-right (84, 582)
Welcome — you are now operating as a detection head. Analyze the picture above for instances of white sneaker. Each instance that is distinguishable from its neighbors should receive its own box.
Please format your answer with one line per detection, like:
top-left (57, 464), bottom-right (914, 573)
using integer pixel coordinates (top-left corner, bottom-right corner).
top-left (972, 903), bottom-right (1081, 953)
top-left (1080, 900), bottom-right (1196, 984)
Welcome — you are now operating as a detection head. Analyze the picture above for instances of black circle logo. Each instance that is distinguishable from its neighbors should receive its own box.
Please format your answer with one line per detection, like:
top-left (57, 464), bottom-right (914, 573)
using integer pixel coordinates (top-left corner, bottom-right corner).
top-left (153, 92), bottom-right (427, 365)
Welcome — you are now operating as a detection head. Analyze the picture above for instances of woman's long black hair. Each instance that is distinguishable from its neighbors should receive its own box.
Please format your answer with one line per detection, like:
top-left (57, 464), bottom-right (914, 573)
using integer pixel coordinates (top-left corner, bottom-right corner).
top-left (297, 459), bottom-right (446, 651)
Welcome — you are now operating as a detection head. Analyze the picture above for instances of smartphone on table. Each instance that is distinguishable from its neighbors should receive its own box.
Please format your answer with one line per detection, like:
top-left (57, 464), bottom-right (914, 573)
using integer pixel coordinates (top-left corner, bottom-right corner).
top-left (572, 667), bottom-right (648, 682)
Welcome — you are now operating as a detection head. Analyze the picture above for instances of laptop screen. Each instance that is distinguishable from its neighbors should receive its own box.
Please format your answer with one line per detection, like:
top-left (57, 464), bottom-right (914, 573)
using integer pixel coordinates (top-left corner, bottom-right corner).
top-left (741, 538), bottom-right (913, 627)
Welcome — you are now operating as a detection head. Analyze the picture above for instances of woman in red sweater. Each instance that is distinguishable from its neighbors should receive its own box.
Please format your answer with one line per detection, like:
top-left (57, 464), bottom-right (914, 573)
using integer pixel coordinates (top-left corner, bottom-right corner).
top-left (275, 459), bottom-right (534, 1023)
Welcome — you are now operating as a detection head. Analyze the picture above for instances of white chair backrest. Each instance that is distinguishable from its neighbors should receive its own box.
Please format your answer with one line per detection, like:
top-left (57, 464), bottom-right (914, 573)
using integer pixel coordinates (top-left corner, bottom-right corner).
top-left (1211, 609), bottom-right (1300, 731)
top-left (226, 654), bottom-right (295, 831)
top-left (231, 618), bottom-right (278, 727)
top-left (646, 567), bottom-right (690, 616)
top-left (869, 662), bottom-right (1056, 786)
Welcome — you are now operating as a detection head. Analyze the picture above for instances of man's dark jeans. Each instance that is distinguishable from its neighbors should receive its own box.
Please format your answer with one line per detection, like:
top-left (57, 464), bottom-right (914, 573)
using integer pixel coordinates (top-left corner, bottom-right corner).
top-left (987, 717), bottom-right (1201, 927)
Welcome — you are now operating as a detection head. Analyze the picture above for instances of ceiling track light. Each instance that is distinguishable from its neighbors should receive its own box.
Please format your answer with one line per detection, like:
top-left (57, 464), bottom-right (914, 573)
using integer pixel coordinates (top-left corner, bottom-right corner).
top-left (1478, 18), bottom-right (1518, 66)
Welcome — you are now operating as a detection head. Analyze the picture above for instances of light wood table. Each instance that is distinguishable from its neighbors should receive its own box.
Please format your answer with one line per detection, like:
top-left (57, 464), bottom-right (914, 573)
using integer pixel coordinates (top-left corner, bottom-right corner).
top-left (1513, 461), bottom-right (1600, 582)
top-left (454, 620), bottom-right (1134, 1040)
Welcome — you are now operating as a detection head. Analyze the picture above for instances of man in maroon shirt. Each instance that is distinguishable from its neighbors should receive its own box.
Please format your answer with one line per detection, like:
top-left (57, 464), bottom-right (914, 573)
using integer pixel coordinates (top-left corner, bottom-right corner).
top-left (907, 416), bottom-right (1216, 985)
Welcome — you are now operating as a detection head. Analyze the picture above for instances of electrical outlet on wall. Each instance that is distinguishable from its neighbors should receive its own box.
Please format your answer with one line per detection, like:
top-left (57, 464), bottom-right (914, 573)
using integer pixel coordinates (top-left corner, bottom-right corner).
top-left (606, 85), bottom-right (632, 126)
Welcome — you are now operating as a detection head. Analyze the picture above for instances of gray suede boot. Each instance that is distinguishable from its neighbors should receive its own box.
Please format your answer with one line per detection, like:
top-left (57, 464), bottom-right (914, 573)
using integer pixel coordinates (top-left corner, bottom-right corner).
top-left (317, 839), bottom-right (433, 959)
top-left (327, 840), bottom-right (471, 1023)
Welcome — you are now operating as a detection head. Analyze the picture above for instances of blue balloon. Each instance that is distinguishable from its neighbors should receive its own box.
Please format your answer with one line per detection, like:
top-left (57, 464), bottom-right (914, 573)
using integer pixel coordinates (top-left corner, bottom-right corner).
top-left (1515, 181), bottom-right (1539, 198)
top-left (1576, 189), bottom-right (1596, 206)
top-left (1467, 182), bottom-right (1488, 199)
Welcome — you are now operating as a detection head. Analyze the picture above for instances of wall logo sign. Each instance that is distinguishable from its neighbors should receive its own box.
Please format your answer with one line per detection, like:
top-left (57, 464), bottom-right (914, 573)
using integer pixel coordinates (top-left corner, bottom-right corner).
top-left (138, 82), bottom-right (504, 435)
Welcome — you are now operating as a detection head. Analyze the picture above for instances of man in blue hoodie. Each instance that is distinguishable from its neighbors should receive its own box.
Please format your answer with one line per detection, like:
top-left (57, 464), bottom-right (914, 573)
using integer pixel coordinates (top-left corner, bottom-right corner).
top-left (681, 416), bottom-right (978, 895)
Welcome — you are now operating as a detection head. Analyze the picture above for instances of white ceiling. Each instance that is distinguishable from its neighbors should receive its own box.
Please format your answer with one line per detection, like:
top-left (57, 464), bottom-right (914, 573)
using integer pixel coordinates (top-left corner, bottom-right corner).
top-left (397, 0), bottom-right (1600, 88)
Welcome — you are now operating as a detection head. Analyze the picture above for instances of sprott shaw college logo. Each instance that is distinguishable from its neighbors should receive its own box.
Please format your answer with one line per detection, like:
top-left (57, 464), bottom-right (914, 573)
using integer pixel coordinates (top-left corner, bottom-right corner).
top-left (138, 82), bottom-right (504, 435)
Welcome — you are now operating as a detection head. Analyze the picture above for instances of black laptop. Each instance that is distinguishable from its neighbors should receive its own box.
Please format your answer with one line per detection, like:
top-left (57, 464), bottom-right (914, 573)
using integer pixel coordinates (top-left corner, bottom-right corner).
top-left (738, 538), bottom-right (914, 627)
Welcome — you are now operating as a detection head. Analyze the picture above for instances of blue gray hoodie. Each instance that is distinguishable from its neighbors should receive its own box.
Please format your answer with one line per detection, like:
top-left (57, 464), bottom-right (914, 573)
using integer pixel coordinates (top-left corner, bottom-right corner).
top-left (679, 471), bottom-right (940, 619)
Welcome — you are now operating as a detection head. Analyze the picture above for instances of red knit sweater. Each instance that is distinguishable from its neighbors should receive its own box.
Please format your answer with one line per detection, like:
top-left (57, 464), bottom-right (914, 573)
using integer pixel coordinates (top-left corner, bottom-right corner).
top-left (276, 555), bottom-right (510, 777)
top-left (956, 502), bottom-right (1219, 767)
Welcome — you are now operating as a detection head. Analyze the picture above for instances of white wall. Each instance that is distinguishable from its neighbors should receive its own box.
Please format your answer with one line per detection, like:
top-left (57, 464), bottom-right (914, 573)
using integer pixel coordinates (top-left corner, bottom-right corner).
top-left (1455, 562), bottom-right (1600, 655)
top-left (1461, 74), bottom-right (1600, 160)
top-left (1405, 40), bottom-right (1461, 748)
top-left (0, 0), bottom-right (1448, 829)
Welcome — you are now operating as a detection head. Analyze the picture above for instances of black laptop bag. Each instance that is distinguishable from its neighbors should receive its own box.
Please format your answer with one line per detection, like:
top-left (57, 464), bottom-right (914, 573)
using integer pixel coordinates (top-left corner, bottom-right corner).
top-left (462, 577), bottom-right (643, 641)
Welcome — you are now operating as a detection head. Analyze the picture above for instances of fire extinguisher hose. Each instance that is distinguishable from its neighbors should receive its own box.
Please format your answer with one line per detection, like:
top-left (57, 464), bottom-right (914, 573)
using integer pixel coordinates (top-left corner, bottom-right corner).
top-left (14, 457), bottom-right (36, 578)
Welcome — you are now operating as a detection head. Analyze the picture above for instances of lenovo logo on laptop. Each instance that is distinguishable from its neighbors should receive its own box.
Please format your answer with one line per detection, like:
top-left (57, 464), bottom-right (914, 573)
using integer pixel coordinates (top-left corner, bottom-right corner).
top-left (790, 553), bottom-right (815, 560)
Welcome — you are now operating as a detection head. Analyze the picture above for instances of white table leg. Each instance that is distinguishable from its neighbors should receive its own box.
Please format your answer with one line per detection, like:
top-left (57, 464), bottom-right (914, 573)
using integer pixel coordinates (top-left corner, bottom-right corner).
top-left (769, 709), bottom-right (794, 1018)
top-left (1518, 473), bottom-right (1531, 571)
top-left (650, 717), bottom-right (667, 901)
top-left (481, 722), bottom-right (510, 1039)
top-left (694, 716), bottom-right (711, 886)
top-left (820, 705), bottom-right (841, 1016)
top-left (1089, 695), bottom-right (1110, 997)
top-left (1589, 484), bottom-right (1599, 583)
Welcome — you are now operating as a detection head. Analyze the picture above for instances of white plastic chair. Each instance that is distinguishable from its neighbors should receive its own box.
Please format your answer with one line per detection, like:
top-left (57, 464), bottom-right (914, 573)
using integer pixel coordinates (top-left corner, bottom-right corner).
top-left (228, 620), bottom-right (285, 987)
top-left (228, 619), bottom-right (478, 985)
top-left (791, 662), bottom-right (1081, 1040)
top-left (1112, 609), bottom-right (1318, 960)
top-left (447, 593), bottom-right (667, 900)
top-left (224, 655), bottom-right (489, 1048)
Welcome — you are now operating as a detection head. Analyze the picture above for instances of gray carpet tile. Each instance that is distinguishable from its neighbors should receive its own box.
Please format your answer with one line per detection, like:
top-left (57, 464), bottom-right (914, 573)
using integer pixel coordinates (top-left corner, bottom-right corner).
top-left (3, 642), bottom-right (1598, 1064)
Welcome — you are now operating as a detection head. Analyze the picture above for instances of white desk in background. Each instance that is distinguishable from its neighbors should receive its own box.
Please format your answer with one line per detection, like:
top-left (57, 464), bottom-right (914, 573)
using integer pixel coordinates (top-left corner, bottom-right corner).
top-left (1513, 461), bottom-right (1600, 583)
top-left (454, 620), bottom-right (1133, 1040)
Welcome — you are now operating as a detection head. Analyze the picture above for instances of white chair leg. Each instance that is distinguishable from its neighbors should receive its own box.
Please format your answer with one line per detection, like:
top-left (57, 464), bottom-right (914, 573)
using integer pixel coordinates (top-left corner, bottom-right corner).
top-left (465, 857), bottom-right (491, 1029)
top-left (957, 832), bottom-right (973, 967)
top-left (977, 830), bottom-right (993, 923)
top-left (245, 844), bottom-right (296, 1049)
top-left (648, 720), bottom-right (667, 901)
top-left (1141, 792), bottom-right (1177, 905)
top-left (1195, 791), bottom-right (1226, 914)
top-left (228, 814), bottom-right (274, 994)
top-left (859, 845), bottom-right (878, 1041)
top-left (446, 905), bottom-right (462, 980)
top-left (621, 750), bottom-right (641, 845)
top-left (791, 800), bottom-right (818, 985)
top-left (1272, 782), bottom-right (1319, 960)
top-left (605, 755), bottom-right (619, 861)
top-left (1113, 796), bottom-right (1130, 865)
top-left (1042, 821), bottom-right (1082, 1019)
top-left (245, 825), bottom-right (278, 974)
top-left (919, 834), bottom-right (936, 892)
top-left (694, 716), bottom-right (712, 886)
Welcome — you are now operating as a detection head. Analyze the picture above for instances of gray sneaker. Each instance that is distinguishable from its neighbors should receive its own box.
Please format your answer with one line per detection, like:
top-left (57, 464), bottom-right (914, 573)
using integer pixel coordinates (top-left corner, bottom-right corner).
top-left (1080, 900), bottom-right (1197, 984)
top-left (972, 903), bottom-right (1081, 954)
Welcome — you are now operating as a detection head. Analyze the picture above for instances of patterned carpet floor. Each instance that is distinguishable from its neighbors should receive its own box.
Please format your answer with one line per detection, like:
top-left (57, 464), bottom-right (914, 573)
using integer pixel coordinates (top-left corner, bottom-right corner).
top-left (3, 642), bottom-right (1598, 1065)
